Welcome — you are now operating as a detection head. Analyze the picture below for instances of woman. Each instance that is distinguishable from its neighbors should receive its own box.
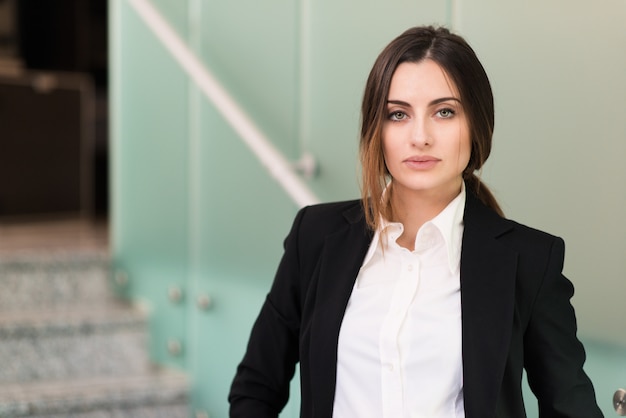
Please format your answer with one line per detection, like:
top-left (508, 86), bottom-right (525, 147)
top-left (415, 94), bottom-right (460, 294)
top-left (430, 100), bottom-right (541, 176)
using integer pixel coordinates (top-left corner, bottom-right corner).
top-left (229, 26), bottom-right (602, 417)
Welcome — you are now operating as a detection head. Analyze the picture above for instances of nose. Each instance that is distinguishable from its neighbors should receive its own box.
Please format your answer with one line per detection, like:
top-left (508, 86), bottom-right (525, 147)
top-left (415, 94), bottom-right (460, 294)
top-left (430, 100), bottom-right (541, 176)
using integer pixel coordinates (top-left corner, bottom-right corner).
top-left (411, 118), bottom-right (431, 148)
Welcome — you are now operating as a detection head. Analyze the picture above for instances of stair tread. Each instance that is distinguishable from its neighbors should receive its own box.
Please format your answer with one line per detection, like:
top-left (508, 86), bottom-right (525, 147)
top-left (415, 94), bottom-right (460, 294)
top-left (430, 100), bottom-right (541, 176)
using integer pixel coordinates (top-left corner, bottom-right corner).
top-left (0, 368), bottom-right (188, 414)
top-left (0, 303), bottom-right (147, 334)
top-left (0, 368), bottom-right (187, 400)
top-left (0, 302), bottom-right (145, 322)
top-left (0, 248), bottom-right (115, 313)
top-left (0, 248), bottom-right (109, 265)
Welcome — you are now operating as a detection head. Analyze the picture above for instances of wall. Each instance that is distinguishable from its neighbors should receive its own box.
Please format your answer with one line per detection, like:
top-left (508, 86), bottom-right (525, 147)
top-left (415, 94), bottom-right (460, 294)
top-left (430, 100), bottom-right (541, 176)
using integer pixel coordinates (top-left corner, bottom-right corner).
top-left (110, 1), bottom-right (626, 416)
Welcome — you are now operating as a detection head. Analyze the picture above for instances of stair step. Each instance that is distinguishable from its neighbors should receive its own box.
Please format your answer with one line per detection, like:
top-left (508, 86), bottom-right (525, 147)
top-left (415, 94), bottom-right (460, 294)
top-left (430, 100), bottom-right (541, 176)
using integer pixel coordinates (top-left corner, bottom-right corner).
top-left (0, 304), bottom-right (151, 383)
top-left (0, 302), bottom-right (146, 335)
top-left (0, 247), bottom-right (190, 414)
top-left (0, 368), bottom-right (189, 418)
top-left (0, 249), bottom-right (114, 312)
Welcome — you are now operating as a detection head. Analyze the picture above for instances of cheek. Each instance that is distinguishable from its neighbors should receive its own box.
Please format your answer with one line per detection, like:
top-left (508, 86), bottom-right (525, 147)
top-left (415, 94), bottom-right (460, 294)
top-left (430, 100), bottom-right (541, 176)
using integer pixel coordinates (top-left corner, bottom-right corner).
top-left (380, 142), bottom-right (396, 177)
top-left (458, 126), bottom-right (472, 169)
top-left (381, 135), bottom-right (392, 164)
top-left (461, 138), bottom-right (472, 166)
top-left (381, 146), bottom-right (392, 174)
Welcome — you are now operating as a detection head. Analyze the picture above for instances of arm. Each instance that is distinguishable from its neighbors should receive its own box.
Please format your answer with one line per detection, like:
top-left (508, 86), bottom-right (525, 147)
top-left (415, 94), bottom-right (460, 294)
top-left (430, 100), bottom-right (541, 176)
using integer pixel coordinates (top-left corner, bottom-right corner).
top-left (523, 237), bottom-right (603, 417)
top-left (228, 207), bottom-right (307, 417)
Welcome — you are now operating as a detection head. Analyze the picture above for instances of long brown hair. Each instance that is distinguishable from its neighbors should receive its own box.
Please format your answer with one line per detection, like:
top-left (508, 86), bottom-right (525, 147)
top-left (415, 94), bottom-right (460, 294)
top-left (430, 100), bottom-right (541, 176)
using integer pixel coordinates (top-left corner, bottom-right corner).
top-left (360, 26), bottom-right (503, 231)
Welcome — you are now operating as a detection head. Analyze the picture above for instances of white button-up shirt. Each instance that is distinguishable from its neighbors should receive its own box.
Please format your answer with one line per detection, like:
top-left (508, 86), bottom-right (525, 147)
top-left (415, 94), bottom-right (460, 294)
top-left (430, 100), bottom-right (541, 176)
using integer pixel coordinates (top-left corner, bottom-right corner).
top-left (333, 186), bottom-right (466, 418)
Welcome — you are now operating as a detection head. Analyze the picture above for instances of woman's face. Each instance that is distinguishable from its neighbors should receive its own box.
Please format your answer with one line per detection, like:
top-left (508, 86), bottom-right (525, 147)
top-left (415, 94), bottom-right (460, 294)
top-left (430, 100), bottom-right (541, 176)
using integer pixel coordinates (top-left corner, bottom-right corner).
top-left (382, 60), bottom-right (471, 201)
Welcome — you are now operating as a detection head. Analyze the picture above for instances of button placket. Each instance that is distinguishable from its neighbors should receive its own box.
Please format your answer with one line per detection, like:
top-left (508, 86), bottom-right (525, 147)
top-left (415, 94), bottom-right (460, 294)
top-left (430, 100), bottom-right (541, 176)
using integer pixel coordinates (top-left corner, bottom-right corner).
top-left (379, 254), bottom-right (421, 417)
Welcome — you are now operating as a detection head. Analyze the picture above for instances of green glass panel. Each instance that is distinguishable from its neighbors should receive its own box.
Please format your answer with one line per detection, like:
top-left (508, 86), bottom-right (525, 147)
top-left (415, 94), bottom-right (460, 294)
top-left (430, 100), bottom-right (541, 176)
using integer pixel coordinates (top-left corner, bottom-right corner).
top-left (112, 0), bottom-right (190, 368)
top-left (187, 100), bottom-right (298, 416)
top-left (149, 0), bottom-right (189, 41)
top-left (200, 0), bottom-right (299, 158)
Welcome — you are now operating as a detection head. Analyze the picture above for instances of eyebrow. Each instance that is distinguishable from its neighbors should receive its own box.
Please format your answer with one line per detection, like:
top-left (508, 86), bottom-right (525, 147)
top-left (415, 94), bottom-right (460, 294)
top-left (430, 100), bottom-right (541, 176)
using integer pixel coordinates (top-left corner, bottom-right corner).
top-left (387, 97), bottom-right (462, 107)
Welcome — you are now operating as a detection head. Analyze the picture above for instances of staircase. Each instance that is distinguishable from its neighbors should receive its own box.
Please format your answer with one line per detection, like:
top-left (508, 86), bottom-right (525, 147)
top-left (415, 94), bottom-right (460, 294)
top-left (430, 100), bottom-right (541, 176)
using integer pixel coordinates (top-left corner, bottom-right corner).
top-left (0, 247), bottom-right (189, 418)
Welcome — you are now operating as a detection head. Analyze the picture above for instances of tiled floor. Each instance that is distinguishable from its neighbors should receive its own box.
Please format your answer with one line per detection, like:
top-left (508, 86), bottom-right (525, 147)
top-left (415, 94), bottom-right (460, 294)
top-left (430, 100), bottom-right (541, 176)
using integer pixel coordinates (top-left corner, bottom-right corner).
top-left (0, 217), bottom-right (109, 255)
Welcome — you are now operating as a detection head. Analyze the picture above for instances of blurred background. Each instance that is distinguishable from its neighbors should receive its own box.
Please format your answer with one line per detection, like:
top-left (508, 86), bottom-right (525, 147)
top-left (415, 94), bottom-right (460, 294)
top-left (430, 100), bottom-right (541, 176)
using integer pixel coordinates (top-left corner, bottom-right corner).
top-left (0, 0), bottom-right (624, 417)
top-left (0, 0), bottom-right (108, 220)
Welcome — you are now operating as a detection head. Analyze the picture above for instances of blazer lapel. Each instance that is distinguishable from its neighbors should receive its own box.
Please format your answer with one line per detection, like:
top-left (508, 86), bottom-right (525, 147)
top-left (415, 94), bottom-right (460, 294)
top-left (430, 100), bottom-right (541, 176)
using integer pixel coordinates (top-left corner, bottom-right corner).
top-left (460, 193), bottom-right (518, 418)
top-left (308, 204), bottom-right (372, 416)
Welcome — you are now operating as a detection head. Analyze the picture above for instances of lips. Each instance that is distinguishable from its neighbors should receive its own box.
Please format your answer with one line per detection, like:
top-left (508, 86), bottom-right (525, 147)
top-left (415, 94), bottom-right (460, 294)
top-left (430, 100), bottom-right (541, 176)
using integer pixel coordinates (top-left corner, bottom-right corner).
top-left (403, 155), bottom-right (440, 170)
top-left (405, 155), bottom-right (439, 163)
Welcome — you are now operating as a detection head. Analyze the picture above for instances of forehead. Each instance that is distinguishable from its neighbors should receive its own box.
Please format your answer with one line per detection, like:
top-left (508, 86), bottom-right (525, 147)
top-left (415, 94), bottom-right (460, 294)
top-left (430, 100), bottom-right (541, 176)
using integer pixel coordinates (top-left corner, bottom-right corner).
top-left (388, 60), bottom-right (459, 99)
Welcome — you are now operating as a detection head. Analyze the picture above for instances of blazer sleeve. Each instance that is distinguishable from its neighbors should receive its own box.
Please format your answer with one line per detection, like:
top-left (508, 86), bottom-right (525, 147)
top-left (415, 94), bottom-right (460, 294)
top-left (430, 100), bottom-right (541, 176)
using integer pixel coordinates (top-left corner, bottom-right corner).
top-left (228, 207), bottom-right (308, 417)
top-left (523, 236), bottom-right (603, 417)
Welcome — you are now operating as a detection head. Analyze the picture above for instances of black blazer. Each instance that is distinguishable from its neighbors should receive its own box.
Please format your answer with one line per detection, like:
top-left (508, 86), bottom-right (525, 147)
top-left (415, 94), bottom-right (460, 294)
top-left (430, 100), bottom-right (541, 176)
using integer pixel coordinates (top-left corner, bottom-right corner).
top-left (229, 192), bottom-right (602, 417)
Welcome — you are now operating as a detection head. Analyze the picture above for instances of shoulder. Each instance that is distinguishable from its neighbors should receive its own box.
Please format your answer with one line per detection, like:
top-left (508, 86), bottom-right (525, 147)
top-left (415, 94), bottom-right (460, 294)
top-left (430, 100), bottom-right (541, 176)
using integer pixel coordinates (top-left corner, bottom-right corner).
top-left (464, 199), bottom-right (568, 300)
top-left (284, 199), bottom-right (367, 255)
top-left (295, 199), bottom-right (363, 232)
top-left (498, 218), bottom-right (565, 263)
top-left (464, 192), bottom-right (564, 258)
top-left (500, 217), bottom-right (562, 244)
top-left (300, 198), bottom-right (362, 216)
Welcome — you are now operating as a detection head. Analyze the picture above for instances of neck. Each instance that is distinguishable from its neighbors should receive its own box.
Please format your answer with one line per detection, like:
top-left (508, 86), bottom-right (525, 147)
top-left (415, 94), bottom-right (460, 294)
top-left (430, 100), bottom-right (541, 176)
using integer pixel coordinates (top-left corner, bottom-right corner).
top-left (389, 181), bottom-right (462, 250)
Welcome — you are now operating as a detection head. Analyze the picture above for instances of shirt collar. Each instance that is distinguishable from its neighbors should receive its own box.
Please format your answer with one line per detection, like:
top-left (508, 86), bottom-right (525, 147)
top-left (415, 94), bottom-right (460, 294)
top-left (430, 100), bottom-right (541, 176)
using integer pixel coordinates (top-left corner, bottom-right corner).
top-left (430, 182), bottom-right (466, 273)
top-left (362, 182), bottom-right (466, 274)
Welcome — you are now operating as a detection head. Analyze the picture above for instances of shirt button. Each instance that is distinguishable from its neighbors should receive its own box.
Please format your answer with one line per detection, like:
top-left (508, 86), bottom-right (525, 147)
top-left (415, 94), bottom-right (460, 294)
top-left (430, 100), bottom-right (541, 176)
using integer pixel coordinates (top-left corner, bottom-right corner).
top-left (407, 264), bottom-right (413, 272)
top-left (387, 363), bottom-right (395, 372)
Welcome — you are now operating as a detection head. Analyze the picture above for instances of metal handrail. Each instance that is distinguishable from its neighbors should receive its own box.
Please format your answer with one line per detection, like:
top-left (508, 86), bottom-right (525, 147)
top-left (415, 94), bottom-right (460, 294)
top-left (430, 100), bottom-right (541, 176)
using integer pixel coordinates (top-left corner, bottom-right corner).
top-left (128, 0), bottom-right (320, 208)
